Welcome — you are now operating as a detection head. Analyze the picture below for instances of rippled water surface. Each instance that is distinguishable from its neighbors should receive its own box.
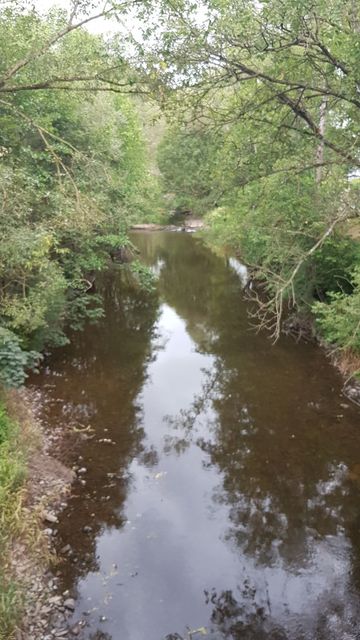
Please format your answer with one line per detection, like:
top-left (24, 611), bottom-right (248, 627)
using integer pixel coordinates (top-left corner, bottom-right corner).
top-left (31, 232), bottom-right (360, 640)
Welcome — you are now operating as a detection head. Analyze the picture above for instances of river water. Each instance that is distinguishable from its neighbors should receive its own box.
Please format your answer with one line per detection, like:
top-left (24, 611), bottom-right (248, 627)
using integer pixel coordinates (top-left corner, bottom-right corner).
top-left (31, 232), bottom-right (360, 640)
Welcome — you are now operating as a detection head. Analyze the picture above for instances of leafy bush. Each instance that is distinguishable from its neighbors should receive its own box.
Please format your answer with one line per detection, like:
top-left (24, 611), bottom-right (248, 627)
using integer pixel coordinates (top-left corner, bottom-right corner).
top-left (313, 267), bottom-right (360, 352)
top-left (0, 329), bottom-right (40, 389)
top-left (129, 261), bottom-right (157, 292)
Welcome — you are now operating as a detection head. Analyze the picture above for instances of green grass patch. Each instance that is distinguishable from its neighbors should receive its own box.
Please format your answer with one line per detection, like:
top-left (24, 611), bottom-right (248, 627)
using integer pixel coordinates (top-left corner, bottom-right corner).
top-left (0, 399), bottom-right (26, 640)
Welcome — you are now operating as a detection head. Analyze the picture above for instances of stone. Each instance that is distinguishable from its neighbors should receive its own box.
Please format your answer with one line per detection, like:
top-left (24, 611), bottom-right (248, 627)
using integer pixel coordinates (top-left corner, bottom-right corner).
top-left (60, 544), bottom-right (72, 554)
top-left (43, 512), bottom-right (58, 524)
top-left (64, 598), bottom-right (75, 611)
top-left (54, 630), bottom-right (69, 638)
top-left (70, 624), bottom-right (81, 636)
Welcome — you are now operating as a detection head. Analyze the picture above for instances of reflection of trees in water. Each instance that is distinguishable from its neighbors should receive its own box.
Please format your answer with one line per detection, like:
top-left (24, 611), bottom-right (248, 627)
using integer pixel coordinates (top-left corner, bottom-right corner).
top-left (33, 273), bottom-right (160, 584)
top-left (165, 580), bottom-right (360, 640)
top-left (165, 585), bottom-right (286, 640)
top-left (140, 232), bottom-right (360, 638)
top-left (204, 586), bottom-right (287, 640)
top-left (133, 231), bottom-right (246, 355)
top-left (163, 360), bottom-right (359, 569)
top-left (139, 231), bottom-right (360, 638)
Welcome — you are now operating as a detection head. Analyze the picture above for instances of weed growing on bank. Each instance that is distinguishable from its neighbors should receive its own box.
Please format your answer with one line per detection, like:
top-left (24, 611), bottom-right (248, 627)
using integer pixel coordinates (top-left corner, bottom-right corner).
top-left (0, 398), bottom-right (26, 639)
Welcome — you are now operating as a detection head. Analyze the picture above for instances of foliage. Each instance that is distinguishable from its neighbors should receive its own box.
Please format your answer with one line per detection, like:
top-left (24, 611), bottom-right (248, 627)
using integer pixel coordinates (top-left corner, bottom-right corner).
top-left (0, 399), bottom-right (26, 639)
top-left (129, 260), bottom-right (157, 292)
top-left (0, 328), bottom-right (40, 389)
top-left (157, 127), bottom-right (222, 214)
top-left (141, 0), bottom-right (360, 349)
top-left (0, 2), bottom-right (162, 386)
top-left (313, 267), bottom-right (360, 353)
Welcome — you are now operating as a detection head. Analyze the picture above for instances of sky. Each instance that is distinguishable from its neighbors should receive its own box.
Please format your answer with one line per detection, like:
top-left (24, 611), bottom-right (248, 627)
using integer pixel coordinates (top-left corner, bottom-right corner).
top-left (33, 0), bottom-right (144, 37)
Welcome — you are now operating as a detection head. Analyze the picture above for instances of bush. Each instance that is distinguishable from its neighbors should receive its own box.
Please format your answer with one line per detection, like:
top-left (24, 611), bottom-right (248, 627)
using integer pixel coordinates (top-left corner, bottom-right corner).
top-left (0, 329), bottom-right (40, 389)
top-left (313, 267), bottom-right (360, 352)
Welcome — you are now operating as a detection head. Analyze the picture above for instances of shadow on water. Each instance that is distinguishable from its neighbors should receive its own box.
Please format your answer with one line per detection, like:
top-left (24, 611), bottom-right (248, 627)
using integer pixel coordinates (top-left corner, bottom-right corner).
top-left (29, 232), bottom-right (360, 640)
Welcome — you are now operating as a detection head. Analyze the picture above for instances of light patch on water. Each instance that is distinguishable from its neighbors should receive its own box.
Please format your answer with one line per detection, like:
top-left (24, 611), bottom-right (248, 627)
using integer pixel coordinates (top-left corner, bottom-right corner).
top-left (228, 257), bottom-right (248, 287)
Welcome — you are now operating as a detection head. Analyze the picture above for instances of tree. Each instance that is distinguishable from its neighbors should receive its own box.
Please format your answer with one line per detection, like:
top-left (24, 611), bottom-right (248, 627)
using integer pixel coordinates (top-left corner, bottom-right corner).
top-left (0, 0), bottom-right (161, 385)
top-left (137, 0), bottom-right (360, 347)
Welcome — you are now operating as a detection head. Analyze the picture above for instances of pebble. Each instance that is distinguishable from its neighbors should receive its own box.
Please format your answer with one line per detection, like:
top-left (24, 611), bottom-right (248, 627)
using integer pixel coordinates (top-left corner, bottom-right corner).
top-left (60, 544), bottom-right (72, 554)
top-left (43, 512), bottom-right (58, 524)
top-left (64, 598), bottom-right (75, 611)
top-left (70, 624), bottom-right (81, 636)
top-left (53, 629), bottom-right (68, 638)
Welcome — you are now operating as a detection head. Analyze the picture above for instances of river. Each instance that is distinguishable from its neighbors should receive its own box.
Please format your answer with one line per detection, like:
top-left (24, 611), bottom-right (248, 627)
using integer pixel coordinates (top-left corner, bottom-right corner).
top-left (30, 231), bottom-right (360, 640)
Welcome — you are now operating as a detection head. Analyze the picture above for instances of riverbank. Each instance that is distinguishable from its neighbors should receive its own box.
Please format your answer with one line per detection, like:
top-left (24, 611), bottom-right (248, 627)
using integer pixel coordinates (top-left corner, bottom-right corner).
top-left (0, 389), bottom-right (73, 640)
top-left (131, 219), bottom-right (205, 232)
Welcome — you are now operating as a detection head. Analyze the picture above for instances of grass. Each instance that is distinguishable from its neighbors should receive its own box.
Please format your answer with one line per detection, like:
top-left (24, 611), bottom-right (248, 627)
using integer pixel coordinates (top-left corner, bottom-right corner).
top-left (0, 398), bottom-right (26, 640)
top-left (0, 391), bottom-right (56, 640)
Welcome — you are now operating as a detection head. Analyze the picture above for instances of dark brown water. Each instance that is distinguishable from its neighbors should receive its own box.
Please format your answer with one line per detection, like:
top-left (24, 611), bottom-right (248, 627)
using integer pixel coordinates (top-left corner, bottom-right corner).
top-left (31, 232), bottom-right (360, 640)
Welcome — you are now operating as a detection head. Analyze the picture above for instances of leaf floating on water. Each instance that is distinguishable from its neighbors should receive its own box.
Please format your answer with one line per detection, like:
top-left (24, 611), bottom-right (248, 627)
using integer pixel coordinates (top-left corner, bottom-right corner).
top-left (188, 627), bottom-right (207, 638)
top-left (98, 438), bottom-right (116, 445)
top-left (154, 471), bottom-right (167, 480)
top-left (72, 424), bottom-right (94, 434)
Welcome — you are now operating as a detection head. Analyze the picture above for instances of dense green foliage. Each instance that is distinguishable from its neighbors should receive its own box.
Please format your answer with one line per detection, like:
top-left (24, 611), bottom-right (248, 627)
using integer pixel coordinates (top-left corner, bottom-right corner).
top-left (0, 2), bottom-right (162, 386)
top-left (158, 128), bottom-right (222, 214)
top-left (142, 0), bottom-right (360, 356)
top-left (313, 267), bottom-right (360, 353)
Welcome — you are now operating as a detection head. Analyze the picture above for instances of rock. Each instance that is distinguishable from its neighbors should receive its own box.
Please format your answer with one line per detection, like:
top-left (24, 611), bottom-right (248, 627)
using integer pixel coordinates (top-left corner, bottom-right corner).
top-left (70, 624), bottom-right (81, 636)
top-left (77, 467), bottom-right (87, 475)
top-left (60, 544), bottom-right (72, 554)
top-left (43, 512), bottom-right (58, 524)
top-left (54, 629), bottom-right (69, 638)
top-left (184, 218), bottom-right (204, 230)
top-left (82, 525), bottom-right (92, 534)
top-left (345, 383), bottom-right (360, 402)
top-left (131, 223), bottom-right (166, 231)
top-left (41, 606), bottom-right (52, 614)
top-left (64, 598), bottom-right (75, 611)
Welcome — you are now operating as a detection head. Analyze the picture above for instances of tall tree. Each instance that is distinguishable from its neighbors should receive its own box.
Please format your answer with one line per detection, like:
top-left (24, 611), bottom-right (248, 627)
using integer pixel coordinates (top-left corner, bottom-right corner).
top-left (138, 0), bottom-right (360, 343)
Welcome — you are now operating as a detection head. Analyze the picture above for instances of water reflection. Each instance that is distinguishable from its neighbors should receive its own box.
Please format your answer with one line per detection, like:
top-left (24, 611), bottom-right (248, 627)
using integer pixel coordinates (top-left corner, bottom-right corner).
top-left (30, 232), bottom-right (360, 640)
